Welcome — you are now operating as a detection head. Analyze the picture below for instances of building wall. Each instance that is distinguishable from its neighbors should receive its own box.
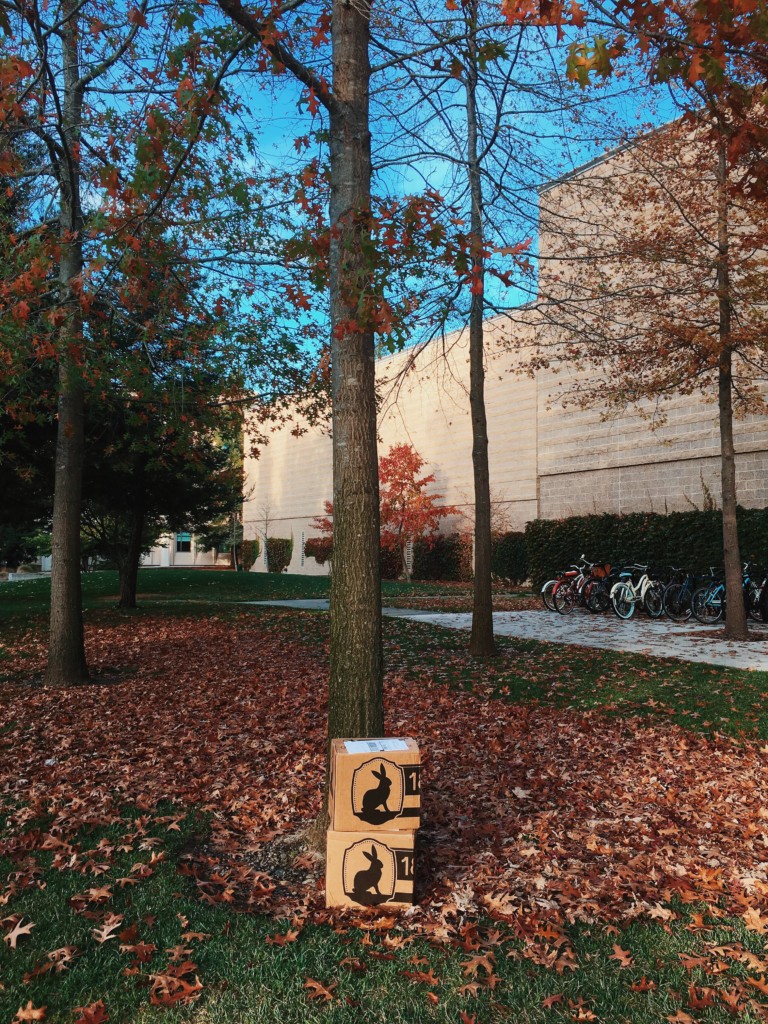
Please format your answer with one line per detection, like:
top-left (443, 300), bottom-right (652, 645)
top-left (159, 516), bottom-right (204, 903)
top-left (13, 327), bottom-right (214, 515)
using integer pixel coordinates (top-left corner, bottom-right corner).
top-left (535, 364), bottom-right (768, 518)
top-left (243, 336), bottom-right (768, 575)
top-left (243, 320), bottom-right (542, 574)
top-left (243, 127), bottom-right (768, 574)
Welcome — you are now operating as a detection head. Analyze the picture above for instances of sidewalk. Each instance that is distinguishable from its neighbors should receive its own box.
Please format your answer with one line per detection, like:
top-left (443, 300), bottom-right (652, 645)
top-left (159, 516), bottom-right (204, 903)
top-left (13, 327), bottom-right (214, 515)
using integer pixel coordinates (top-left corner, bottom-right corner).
top-left (247, 601), bottom-right (768, 672)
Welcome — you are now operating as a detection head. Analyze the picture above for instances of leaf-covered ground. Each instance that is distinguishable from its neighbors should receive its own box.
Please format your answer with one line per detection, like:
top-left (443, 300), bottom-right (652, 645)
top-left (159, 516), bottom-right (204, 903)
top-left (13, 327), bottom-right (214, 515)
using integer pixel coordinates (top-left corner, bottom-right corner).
top-left (3, 603), bottom-right (768, 1022)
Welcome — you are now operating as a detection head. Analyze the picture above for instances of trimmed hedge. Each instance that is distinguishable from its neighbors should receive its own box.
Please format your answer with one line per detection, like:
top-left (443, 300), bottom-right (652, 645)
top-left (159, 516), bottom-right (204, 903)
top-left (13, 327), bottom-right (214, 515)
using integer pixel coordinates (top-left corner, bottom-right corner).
top-left (491, 531), bottom-right (528, 584)
top-left (304, 536), bottom-right (332, 566)
top-left (266, 536), bottom-right (293, 574)
top-left (380, 545), bottom-right (402, 581)
top-left (524, 507), bottom-right (768, 588)
top-left (303, 536), bottom-right (402, 579)
top-left (241, 538), bottom-right (259, 571)
top-left (412, 534), bottom-right (473, 582)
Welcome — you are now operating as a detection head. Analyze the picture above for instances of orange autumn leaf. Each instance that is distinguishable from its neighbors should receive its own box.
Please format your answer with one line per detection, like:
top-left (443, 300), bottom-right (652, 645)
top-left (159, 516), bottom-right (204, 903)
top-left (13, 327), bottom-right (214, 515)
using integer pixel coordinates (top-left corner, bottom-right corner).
top-left (14, 1003), bottom-right (45, 1022)
top-left (303, 978), bottom-right (337, 1003)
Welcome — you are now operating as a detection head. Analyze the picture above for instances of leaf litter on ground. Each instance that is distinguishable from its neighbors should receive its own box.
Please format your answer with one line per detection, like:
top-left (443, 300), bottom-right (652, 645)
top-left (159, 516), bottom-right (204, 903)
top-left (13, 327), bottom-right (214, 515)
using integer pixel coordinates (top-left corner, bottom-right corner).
top-left (3, 608), bottom-right (768, 1020)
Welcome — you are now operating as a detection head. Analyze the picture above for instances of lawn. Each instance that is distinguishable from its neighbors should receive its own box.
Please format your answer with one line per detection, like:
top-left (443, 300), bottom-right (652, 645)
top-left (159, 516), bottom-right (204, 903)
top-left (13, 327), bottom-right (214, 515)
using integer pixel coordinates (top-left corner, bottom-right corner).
top-left (2, 572), bottom-right (768, 1023)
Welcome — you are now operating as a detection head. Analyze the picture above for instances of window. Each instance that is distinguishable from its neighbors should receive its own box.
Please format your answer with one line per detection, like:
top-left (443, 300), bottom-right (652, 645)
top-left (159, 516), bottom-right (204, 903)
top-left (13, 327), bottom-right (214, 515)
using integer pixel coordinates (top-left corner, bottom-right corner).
top-left (176, 532), bottom-right (191, 553)
top-left (300, 531), bottom-right (305, 567)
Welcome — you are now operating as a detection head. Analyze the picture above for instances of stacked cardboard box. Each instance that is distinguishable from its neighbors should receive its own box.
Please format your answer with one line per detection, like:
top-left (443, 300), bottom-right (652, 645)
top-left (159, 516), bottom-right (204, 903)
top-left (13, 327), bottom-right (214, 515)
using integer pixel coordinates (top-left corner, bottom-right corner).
top-left (326, 737), bottom-right (420, 909)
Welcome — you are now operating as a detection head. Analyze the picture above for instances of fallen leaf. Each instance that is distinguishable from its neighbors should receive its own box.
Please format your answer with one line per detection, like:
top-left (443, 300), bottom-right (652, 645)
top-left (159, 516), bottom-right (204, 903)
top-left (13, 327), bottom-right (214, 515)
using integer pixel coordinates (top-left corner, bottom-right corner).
top-left (4, 919), bottom-right (35, 949)
top-left (303, 978), bottom-right (337, 1003)
top-left (610, 943), bottom-right (634, 968)
top-left (14, 1003), bottom-right (45, 1022)
top-left (73, 1001), bottom-right (109, 1024)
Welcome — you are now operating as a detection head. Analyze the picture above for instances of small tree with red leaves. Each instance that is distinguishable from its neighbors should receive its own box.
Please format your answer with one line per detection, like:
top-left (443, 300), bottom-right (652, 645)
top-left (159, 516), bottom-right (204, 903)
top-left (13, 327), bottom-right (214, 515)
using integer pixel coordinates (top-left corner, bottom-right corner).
top-left (379, 444), bottom-right (460, 582)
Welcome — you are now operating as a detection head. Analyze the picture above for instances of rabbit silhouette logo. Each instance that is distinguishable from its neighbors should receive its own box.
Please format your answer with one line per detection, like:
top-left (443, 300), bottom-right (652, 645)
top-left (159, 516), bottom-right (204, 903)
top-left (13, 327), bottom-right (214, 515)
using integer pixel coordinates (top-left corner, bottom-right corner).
top-left (342, 840), bottom-right (396, 906)
top-left (352, 758), bottom-right (404, 826)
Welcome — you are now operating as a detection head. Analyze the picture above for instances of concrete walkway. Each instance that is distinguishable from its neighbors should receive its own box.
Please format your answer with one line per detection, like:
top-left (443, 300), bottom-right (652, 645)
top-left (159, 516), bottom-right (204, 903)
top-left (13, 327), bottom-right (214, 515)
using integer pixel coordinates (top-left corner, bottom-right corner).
top-left (246, 601), bottom-right (768, 672)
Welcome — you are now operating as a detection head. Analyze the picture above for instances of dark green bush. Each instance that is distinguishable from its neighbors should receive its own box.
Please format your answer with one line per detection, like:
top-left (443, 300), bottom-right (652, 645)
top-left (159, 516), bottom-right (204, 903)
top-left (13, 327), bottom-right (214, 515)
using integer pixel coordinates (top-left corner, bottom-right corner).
top-left (240, 538), bottom-right (259, 571)
top-left (301, 537), bottom-right (408, 578)
top-left (491, 531), bottom-right (528, 584)
top-left (525, 507), bottom-right (768, 588)
top-left (412, 533), bottom-right (472, 581)
top-left (380, 544), bottom-right (402, 581)
top-left (266, 537), bottom-right (293, 574)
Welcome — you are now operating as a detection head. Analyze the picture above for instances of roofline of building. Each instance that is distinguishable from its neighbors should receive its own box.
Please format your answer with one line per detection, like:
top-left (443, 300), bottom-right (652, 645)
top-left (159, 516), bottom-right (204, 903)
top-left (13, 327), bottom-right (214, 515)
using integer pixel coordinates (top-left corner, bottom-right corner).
top-left (537, 118), bottom-right (677, 195)
top-left (537, 137), bottom-right (639, 195)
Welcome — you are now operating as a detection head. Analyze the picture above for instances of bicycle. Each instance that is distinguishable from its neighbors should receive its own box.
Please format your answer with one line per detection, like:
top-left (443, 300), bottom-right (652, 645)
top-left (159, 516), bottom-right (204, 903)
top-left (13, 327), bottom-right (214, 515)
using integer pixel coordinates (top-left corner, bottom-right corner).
top-left (552, 559), bottom-right (592, 614)
top-left (662, 567), bottom-right (715, 622)
top-left (690, 562), bottom-right (763, 624)
top-left (610, 565), bottom-right (666, 620)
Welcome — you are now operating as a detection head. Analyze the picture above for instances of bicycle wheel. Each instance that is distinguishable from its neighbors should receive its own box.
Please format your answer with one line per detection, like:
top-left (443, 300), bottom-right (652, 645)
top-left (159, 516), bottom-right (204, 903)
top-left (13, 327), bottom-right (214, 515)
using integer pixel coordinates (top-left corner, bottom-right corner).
top-left (541, 579), bottom-right (557, 611)
top-left (611, 582), bottom-right (635, 619)
top-left (553, 582), bottom-right (576, 614)
top-left (746, 581), bottom-right (763, 623)
top-left (643, 583), bottom-right (665, 619)
top-left (692, 585), bottom-right (724, 624)
top-left (663, 583), bottom-right (692, 622)
top-left (586, 581), bottom-right (611, 613)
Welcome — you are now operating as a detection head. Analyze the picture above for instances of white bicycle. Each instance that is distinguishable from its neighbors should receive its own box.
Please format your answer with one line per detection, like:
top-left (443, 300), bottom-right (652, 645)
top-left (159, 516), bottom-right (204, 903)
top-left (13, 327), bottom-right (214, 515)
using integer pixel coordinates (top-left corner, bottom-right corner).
top-left (610, 565), bottom-right (665, 620)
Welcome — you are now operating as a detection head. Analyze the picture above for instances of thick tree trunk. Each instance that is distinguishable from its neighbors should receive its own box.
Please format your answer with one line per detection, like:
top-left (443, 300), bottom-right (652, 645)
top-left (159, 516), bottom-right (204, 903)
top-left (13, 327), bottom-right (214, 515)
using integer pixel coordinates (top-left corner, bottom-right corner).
top-left (326, 0), bottom-right (383, 748)
top-left (716, 142), bottom-right (747, 641)
top-left (215, 0), bottom-right (384, 845)
top-left (44, 0), bottom-right (88, 685)
top-left (465, 2), bottom-right (496, 658)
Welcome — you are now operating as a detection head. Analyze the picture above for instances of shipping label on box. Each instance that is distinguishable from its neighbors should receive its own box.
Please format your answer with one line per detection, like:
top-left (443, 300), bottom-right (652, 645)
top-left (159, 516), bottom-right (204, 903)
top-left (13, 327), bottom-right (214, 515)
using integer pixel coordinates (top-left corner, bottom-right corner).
top-left (326, 829), bottom-right (415, 909)
top-left (329, 737), bottom-right (420, 832)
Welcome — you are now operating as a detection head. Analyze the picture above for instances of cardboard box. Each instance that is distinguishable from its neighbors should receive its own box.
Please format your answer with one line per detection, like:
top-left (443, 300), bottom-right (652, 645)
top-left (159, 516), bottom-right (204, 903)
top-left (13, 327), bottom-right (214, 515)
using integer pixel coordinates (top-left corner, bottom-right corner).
top-left (329, 737), bottom-right (420, 832)
top-left (326, 829), bottom-right (415, 909)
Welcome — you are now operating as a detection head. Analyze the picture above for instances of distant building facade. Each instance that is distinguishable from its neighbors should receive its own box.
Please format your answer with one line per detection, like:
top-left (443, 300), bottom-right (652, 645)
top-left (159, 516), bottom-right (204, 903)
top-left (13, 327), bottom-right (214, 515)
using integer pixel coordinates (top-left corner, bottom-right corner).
top-left (142, 533), bottom-right (230, 569)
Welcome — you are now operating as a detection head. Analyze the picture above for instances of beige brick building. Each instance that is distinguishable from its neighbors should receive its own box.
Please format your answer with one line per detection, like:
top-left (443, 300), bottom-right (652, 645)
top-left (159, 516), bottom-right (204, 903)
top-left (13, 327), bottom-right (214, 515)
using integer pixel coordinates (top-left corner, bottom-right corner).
top-left (244, 132), bottom-right (768, 574)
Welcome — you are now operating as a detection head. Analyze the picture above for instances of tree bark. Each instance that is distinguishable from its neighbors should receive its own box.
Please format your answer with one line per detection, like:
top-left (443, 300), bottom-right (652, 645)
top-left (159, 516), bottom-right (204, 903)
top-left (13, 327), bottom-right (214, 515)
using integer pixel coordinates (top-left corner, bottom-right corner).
top-left (326, 0), bottom-right (384, 745)
top-left (118, 460), bottom-right (146, 609)
top-left (716, 140), bottom-right (747, 641)
top-left (44, 0), bottom-right (88, 686)
top-left (465, 0), bottom-right (496, 658)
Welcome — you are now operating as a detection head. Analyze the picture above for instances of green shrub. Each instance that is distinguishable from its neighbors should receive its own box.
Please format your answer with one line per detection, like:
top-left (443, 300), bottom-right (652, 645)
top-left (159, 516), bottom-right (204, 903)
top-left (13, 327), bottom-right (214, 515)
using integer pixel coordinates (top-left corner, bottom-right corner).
top-left (266, 537), bottom-right (293, 574)
top-left (240, 538), bottom-right (259, 571)
top-left (412, 533), bottom-right (473, 581)
top-left (524, 507), bottom-right (768, 588)
top-left (380, 544), bottom-right (402, 581)
top-left (304, 536), bottom-right (332, 566)
top-left (301, 537), bottom-right (404, 578)
top-left (491, 531), bottom-right (528, 584)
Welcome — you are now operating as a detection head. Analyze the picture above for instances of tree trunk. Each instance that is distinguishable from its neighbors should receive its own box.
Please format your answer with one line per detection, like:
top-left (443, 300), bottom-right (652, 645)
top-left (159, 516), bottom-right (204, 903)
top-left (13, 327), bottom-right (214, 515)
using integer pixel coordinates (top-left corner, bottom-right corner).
top-left (117, 522), bottom-right (143, 609)
top-left (400, 539), bottom-right (411, 582)
top-left (44, 0), bottom-right (88, 686)
top-left (118, 456), bottom-right (147, 609)
top-left (465, 0), bottom-right (496, 658)
top-left (716, 141), bottom-right (747, 641)
top-left (326, 0), bottom-right (384, 750)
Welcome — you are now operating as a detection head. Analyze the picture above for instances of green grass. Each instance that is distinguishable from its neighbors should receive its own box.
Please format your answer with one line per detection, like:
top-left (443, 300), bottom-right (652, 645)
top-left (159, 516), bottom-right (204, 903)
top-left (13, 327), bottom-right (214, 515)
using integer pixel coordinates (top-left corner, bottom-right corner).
top-left (3, 811), bottom-right (765, 1024)
top-left (3, 569), bottom-right (768, 740)
top-left (0, 569), bottom-right (476, 626)
top-left (383, 615), bottom-right (768, 740)
top-left (0, 569), bottom-right (331, 624)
